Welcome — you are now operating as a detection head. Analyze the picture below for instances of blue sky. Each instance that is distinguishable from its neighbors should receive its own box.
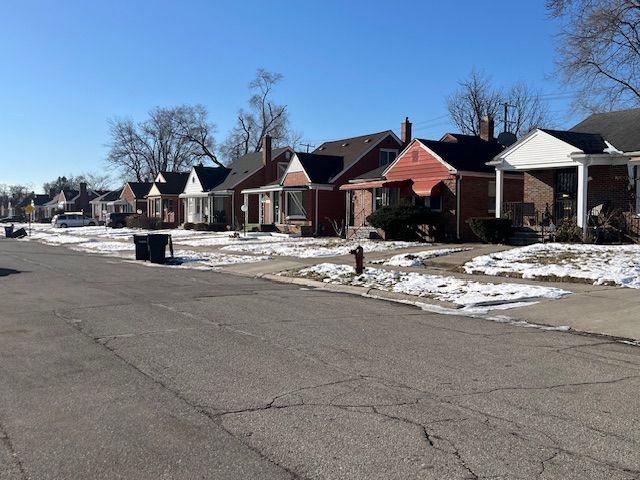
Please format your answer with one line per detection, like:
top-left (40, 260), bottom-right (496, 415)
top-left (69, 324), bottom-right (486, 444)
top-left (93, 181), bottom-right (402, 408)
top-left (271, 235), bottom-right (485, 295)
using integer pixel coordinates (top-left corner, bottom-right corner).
top-left (0, 0), bottom-right (576, 192)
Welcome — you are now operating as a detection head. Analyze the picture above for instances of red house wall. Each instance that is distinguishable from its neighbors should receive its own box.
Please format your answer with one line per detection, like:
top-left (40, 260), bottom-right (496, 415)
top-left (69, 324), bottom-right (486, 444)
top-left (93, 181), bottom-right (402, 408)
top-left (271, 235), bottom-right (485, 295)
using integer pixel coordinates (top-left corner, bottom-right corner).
top-left (385, 141), bottom-right (450, 183)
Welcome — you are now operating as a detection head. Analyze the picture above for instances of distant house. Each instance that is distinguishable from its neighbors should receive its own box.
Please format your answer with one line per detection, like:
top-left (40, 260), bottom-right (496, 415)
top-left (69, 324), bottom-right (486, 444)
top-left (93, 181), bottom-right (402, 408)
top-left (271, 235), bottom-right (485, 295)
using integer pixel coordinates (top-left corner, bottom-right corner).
top-left (146, 172), bottom-right (190, 225)
top-left (341, 118), bottom-right (522, 241)
top-left (489, 107), bottom-right (640, 237)
top-left (90, 189), bottom-right (124, 223)
top-left (43, 183), bottom-right (100, 218)
top-left (242, 123), bottom-right (406, 235)
top-left (120, 182), bottom-right (152, 214)
top-left (179, 164), bottom-right (231, 224)
top-left (31, 194), bottom-right (52, 221)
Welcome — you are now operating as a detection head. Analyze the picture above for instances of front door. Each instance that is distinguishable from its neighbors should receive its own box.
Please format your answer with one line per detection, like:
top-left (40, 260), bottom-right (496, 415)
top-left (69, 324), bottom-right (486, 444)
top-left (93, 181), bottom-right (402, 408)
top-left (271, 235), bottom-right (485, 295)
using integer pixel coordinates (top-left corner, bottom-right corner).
top-left (554, 168), bottom-right (577, 222)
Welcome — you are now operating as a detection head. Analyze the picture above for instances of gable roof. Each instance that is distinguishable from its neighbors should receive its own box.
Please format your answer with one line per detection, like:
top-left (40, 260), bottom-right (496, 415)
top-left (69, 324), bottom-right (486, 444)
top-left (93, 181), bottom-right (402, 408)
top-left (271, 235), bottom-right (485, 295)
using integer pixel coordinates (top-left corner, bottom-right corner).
top-left (416, 137), bottom-right (504, 173)
top-left (152, 172), bottom-right (190, 195)
top-left (294, 152), bottom-right (344, 184)
top-left (32, 194), bottom-right (51, 206)
top-left (570, 108), bottom-right (640, 152)
top-left (125, 182), bottom-right (152, 199)
top-left (313, 130), bottom-right (401, 179)
top-left (213, 147), bottom-right (291, 191)
top-left (193, 165), bottom-right (231, 191)
top-left (92, 189), bottom-right (123, 203)
top-left (539, 129), bottom-right (608, 154)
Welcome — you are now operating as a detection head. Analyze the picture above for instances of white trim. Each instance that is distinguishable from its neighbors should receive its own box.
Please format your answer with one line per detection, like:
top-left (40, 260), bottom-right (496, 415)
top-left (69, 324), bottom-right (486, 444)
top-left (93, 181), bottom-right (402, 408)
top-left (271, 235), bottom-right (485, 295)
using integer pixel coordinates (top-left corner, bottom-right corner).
top-left (327, 131), bottom-right (402, 183)
top-left (456, 170), bottom-right (522, 179)
top-left (456, 176), bottom-right (461, 240)
top-left (280, 153), bottom-right (312, 185)
top-left (495, 171), bottom-right (503, 219)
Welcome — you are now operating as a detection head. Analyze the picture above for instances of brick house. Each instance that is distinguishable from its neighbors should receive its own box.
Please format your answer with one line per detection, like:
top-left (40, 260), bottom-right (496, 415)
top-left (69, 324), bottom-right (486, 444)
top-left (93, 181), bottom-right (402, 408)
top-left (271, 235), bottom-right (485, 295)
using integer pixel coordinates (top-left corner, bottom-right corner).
top-left (90, 189), bottom-right (126, 223)
top-left (120, 182), bottom-right (152, 214)
top-left (489, 108), bottom-right (640, 237)
top-left (205, 140), bottom-right (295, 229)
top-left (242, 125), bottom-right (405, 235)
top-left (146, 172), bottom-right (190, 226)
top-left (341, 119), bottom-right (523, 241)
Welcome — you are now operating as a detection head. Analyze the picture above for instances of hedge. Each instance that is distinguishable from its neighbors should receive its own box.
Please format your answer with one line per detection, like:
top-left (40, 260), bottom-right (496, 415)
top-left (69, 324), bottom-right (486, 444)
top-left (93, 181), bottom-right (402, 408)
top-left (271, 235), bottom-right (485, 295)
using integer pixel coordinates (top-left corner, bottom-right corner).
top-left (466, 217), bottom-right (512, 243)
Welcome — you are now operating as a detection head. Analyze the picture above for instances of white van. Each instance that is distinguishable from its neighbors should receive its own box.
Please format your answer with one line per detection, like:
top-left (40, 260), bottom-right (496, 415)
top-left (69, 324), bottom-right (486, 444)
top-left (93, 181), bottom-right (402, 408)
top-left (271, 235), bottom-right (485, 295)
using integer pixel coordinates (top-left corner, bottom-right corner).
top-left (51, 213), bottom-right (98, 228)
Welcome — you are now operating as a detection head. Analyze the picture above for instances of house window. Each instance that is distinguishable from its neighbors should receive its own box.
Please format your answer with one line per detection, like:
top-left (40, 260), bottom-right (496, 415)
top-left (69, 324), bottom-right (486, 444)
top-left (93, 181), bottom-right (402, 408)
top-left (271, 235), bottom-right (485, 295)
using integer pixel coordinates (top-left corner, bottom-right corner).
top-left (213, 196), bottom-right (226, 222)
top-left (488, 181), bottom-right (496, 214)
top-left (195, 198), bottom-right (201, 215)
top-left (373, 188), bottom-right (400, 210)
top-left (414, 195), bottom-right (442, 212)
top-left (379, 149), bottom-right (398, 167)
top-left (154, 198), bottom-right (161, 217)
top-left (286, 191), bottom-right (307, 218)
top-left (277, 162), bottom-right (288, 180)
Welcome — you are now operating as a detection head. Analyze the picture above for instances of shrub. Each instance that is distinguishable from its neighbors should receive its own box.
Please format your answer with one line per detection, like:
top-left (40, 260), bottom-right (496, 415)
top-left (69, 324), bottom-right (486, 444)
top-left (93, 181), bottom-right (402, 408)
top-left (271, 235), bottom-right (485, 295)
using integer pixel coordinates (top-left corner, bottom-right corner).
top-left (466, 217), bottom-right (512, 244)
top-left (366, 205), bottom-right (434, 240)
top-left (126, 214), bottom-right (162, 230)
top-left (554, 217), bottom-right (583, 243)
top-left (183, 222), bottom-right (194, 230)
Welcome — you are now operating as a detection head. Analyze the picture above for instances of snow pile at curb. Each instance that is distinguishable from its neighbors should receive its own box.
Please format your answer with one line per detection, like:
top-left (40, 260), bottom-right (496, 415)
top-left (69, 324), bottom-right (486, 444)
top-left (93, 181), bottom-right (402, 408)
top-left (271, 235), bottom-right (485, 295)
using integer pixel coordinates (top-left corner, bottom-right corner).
top-left (295, 263), bottom-right (571, 309)
top-left (372, 247), bottom-right (472, 267)
top-left (464, 243), bottom-right (640, 288)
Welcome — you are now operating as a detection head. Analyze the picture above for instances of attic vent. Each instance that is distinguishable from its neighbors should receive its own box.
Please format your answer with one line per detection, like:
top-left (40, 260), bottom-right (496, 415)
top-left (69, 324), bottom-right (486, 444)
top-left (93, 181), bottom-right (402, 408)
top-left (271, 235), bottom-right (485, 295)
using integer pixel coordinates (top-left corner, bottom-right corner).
top-left (243, 170), bottom-right (248, 174)
top-left (364, 138), bottom-right (371, 143)
top-left (341, 143), bottom-right (349, 147)
top-left (318, 147), bottom-right (325, 151)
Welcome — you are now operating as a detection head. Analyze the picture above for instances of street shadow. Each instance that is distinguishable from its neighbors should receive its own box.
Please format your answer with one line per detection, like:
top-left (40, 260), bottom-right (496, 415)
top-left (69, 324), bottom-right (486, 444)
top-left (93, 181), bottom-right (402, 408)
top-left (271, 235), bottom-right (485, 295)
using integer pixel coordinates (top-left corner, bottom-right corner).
top-left (0, 268), bottom-right (21, 277)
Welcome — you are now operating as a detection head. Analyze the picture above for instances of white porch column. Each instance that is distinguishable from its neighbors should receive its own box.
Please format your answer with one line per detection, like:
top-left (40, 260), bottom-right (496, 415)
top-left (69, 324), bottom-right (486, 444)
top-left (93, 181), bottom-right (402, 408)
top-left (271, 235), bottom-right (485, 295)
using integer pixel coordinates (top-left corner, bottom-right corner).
top-left (495, 169), bottom-right (504, 219)
top-left (577, 162), bottom-right (589, 230)
top-left (243, 193), bottom-right (248, 227)
top-left (258, 193), bottom-right (264, 225)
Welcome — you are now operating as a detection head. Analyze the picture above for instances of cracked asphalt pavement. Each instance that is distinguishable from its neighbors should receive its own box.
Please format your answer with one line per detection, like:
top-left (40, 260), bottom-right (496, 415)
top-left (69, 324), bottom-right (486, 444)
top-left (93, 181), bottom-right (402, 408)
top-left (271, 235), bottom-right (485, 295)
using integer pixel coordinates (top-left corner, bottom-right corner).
top-left (1, 240), bottom-right (640, 479)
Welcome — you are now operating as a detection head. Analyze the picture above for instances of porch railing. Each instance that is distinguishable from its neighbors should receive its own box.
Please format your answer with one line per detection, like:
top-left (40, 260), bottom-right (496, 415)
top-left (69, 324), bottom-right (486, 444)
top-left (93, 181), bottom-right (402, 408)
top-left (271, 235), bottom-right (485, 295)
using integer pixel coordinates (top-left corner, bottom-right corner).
top-left (502, 202), bottom-right (537, 227)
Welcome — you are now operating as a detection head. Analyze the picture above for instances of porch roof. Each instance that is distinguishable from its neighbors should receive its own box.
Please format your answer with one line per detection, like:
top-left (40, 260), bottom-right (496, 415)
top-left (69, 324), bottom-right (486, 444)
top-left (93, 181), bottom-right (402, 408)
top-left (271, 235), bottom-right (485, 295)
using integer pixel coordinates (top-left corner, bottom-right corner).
top-left (339, 176), bottom-right (444, 196)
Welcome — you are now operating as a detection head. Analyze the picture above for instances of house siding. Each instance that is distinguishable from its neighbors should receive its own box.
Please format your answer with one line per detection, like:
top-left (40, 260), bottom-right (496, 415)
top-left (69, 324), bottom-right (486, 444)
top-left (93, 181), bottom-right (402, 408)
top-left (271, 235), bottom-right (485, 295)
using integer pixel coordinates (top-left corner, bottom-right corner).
top-left (282, 171), bottom-right (309, 186)
top-left (385, 142), bottom-right (450, 183)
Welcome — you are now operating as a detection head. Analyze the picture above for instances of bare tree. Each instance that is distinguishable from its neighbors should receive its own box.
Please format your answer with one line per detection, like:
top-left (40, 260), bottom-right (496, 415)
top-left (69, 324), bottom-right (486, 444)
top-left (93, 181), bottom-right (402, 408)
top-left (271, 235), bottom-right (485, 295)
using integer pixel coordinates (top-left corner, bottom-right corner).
top-left (107, 105), bottom-right (220, 180)
top-left (221, 69), bottom-right (297, 161)
top-left (447, 70), bottom-right (502, 136)
top-left (547, 0), bottom-right (640, 110)
top-left (447, 70), bottom-right (552, 136)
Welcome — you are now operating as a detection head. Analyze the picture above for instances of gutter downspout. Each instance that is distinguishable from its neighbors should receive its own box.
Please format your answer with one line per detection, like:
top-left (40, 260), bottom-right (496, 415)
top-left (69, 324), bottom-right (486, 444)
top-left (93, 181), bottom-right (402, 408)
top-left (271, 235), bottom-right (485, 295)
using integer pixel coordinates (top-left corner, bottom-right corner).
top-left (456, 175), bottom-right (462, 240)
top-left (315, 188), bottom-right (319, 236)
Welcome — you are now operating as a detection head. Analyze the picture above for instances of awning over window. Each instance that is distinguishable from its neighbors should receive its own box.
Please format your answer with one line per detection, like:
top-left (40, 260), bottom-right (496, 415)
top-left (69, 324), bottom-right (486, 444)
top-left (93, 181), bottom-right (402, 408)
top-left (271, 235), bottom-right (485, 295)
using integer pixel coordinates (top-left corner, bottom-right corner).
top-left (411, 178), bottom-right (444, 197)
top-left (339, 179), bottom-right (410, 191)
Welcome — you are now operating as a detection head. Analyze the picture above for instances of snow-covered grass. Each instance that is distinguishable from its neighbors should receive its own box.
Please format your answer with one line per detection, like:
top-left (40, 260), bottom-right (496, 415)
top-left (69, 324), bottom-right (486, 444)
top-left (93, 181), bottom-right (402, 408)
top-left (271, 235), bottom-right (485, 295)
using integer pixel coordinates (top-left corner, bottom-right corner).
top-left (290, 263), bottom-right (570, 309)
top-left (221, 238), bottom-right (418, 258)
top-left (464, 243), bottom-right (640, 289)
top-left (371, 247), bottom-right (472, 267)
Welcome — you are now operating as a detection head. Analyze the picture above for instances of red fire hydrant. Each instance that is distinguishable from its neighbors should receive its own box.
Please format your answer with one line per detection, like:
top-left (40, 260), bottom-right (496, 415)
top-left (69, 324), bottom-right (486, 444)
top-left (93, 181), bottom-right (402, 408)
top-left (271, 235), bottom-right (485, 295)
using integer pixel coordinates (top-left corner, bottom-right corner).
top-left (350, 245), bottom-right (364, 275)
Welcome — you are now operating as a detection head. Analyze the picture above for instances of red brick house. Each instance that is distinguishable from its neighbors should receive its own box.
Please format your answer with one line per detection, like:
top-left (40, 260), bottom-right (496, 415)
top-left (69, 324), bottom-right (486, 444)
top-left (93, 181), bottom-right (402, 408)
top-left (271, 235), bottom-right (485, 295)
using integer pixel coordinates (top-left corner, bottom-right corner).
top-left (120, 182), bottom-right (152, 214)
top-left (489, 108), bottom-right (640, 237)
top-left (242, 124), bottom-right (406, 235)
top-left (341, 121), bottom-right (523, 241)
top-left (146, 172), bottom-right (190, 226)
top-left (207, 139), bottom-right (295, 228)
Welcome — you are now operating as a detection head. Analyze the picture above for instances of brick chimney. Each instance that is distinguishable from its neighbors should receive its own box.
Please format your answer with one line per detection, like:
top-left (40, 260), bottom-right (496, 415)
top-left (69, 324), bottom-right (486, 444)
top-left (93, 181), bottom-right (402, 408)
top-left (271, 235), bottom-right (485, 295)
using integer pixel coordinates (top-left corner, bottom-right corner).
top-left (78, 182), bottom-right (88, 213)
top-left (401, 117), bottom-right (412, 146)
top-left (480, 116), bottom-right (494, 142)
top-left (262, 135), bottom-right (272, 166)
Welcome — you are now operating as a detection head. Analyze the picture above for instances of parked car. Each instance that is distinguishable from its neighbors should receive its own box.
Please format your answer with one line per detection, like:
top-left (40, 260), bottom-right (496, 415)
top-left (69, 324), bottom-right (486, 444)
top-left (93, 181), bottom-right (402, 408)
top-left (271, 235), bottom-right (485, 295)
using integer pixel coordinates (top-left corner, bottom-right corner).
top-left (0, 215), bottom-right (24, 223)
top-left (107, 212), bottom-right (134, 228)
top-left (51, 213), bottom-right (98, 228)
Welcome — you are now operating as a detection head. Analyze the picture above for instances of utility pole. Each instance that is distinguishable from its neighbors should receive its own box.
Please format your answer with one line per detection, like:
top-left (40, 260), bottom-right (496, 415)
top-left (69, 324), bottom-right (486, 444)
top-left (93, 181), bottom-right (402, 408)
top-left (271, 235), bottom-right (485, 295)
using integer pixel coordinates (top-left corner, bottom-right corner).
top-left (501, 102), bottom-right (515, 133)
top-left (300, 143), bottom-right (315, 153)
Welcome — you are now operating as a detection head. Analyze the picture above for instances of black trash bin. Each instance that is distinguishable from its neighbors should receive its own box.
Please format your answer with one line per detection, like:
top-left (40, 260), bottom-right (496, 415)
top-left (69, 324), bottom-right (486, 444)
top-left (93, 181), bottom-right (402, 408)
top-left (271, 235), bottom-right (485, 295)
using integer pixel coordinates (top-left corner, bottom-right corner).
top-left (147, 234), bottom-right (169, 264)
top-left (132, 234), bottom-right (150, 261)
top-left (4, 226), bottom-right (13, 238)
top-left (10, 228), bottom-right (27, 238)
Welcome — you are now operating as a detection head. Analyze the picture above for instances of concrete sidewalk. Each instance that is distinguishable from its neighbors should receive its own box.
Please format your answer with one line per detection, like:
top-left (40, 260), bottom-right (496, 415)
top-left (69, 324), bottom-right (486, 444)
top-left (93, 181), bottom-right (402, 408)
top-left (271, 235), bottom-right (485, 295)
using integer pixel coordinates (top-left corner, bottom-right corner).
top-left (218, 243), bottom-right (640, 344)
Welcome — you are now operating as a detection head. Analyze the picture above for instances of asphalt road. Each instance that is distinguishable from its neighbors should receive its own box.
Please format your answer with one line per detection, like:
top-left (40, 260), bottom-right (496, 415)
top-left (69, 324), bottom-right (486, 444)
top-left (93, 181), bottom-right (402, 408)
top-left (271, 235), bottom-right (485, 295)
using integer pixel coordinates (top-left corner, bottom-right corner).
top-left (1, 239), bottom-right (639, 479)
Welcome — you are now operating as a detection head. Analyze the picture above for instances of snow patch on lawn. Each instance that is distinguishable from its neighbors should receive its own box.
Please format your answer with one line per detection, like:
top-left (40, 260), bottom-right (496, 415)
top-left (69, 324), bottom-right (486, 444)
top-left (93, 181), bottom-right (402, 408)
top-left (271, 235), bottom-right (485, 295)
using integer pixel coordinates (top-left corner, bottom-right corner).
top-left (222, 238), bottom-right (418, 258)
top-left (372, 247), bottom-right (472, 267)
top-left (293, 263), bottom-right (570, 309)
top-left (464, 243), bottom-right (640, 288)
